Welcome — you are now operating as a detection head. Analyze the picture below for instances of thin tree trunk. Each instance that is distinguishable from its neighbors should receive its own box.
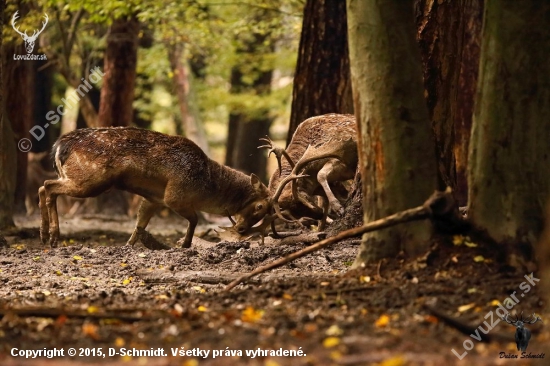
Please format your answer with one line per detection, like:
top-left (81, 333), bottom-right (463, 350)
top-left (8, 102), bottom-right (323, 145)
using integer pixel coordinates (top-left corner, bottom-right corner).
top-left (347, 0), bottom-right (437, 263)
top-left (0, 0), bottom-right (17, 229)
top-left (468, 1), bottom-right (550, 262)
top-left (167, 43), bottom-right (210, 155)
top-left (97, 16), bottom-right (139, 127)
top-left (415, 0), bottom-right (482, 206)
top-left (288, 0), bottom-right (353, 145)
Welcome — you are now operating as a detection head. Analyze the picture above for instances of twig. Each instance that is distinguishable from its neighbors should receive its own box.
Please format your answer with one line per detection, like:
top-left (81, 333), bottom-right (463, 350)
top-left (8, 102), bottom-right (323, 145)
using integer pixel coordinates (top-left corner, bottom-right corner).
top-left (0, 307), bottom-right (158, 322)
top-left (224, 190), bottom-right (457, 291)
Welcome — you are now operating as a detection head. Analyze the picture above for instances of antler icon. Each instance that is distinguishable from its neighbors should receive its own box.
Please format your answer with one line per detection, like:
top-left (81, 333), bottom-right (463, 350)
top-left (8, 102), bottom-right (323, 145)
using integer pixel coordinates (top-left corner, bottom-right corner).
top-left (12, 11), bottom-right (49, 54)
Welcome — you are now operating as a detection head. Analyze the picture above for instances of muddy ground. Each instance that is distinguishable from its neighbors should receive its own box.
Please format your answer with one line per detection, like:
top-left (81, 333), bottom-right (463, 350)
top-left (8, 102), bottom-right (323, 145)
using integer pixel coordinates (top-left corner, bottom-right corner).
top-left (0, 213), bottom-right (548, 365)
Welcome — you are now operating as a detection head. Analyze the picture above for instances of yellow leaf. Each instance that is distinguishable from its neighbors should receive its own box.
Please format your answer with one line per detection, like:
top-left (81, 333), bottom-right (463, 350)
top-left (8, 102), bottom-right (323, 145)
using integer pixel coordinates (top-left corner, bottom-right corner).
top-left (330, 350), bottom-right (342, 360)
top-left (197, 305), bottom-right (208, 312)
top-left (473, 255), bottom-right (485, 262)
top-left (87, 306), bottom-right (99, 314)
top-left (138, 253), bottom-right (147, 258)
top-left (183, 360), bottom-right (198, 366)
top-left (375, 314), bottom-right (390, 328)
top-left (490, 299), bottom-right (501, 306)
top-left (380, 355), bottom-right (405, 366)
top-left (32, 256), bottom-right (40, 261)
top-left (464, 241), bottom-right (478, 248)
top-left (241, 306), bottom-right (264, 323)
top-left (359, 275), bottom-right (371, 283)
top-left (155, 294), bottom-right (169, 300)
top-left (264, 360), bottom-right (281, 366)
top-left (115, 337), bottom-right (125, 347)
top-left (121, 355), bottom-right (132, 362)
top-left (452, 235), bottom-right (464, 245)
top-left (122, 278), bottom-right (132, 285)
top-left (82, 323), bottom-right (100, 340)
top-left (458, 303), bottom-right (476, 312)
top-left (69, 239), bottom-right (75, 244)
top-left (120, 263), bottom-right (128, 267)
top-left (467, 288), bottom-right (477, 294)
top-left (282, 293), bottom-right (293, 300)
top-left (323, 337), bottom-right (340, 348)
top-left (73, 255), bottom-right (83, 260)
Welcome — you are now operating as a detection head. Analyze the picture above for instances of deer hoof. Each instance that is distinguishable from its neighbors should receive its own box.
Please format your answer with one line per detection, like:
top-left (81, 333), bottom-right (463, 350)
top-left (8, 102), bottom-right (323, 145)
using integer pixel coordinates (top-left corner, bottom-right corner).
top-left (177, 237), bottom-right (192, 249)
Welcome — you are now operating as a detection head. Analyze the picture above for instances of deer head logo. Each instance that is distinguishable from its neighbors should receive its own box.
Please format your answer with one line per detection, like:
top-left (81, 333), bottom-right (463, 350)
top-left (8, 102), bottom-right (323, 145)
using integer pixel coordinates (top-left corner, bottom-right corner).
top-left (503, 312), bottom-right (543, 351)
top-left (11, 11), bottom-right (49, 54)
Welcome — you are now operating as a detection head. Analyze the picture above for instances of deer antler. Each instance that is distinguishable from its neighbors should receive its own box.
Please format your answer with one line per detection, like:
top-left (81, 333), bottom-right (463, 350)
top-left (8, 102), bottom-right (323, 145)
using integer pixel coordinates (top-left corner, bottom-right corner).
top-left (524, 313), bottom-right (543, 324)
top-left (271, 173), bottom-right (309, 222)
top-left (258, 136), bottom-right (295, 176)
top-left (11, 11), bottom-right (28, 38)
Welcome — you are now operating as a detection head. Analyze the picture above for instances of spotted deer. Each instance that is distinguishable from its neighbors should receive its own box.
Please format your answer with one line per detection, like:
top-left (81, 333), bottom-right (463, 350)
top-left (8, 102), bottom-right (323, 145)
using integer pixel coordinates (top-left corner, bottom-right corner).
top-left (259, 113), bottom-right (358, 231)
top-left (39, 127), bottom-right (270, 248)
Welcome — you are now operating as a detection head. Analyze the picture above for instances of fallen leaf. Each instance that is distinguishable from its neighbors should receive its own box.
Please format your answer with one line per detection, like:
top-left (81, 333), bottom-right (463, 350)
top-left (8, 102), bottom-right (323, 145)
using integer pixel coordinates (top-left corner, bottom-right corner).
top-left (282, 293), bottom-right (293, 300)
top-left (323, 337), bottom-right (340, 348)
top-left (452, 235), bottom-right (464, 246)
top-left (375, 314), bottom-right (390, 328)
top-left (115, 337), bottom-right (125, 347)
top-left (138, 253), bottom-right (147, 258)
top-left (458, 303), bottom-right (476, 312)
top-left (264, 360), bottom-right (281, 366)
top-left (380, 355), bottom-right (405, 366)
top-left (197, 305), bottom-right (208, 312)
top-left (82, 323), bottom-right (100, 340)
top-left (241, 306), bottom-right (264, 323)
top-left (359, 275), bottom-right (371, 283)
top-left (87, 306), bottom-right (99, 314)
top-left (73, 255), bottom-right (83, 261)
top-left (122, 278), bottom-right (132, 285)
top-left (473, 255), bottom-right (485, 262)
top-left (325, 325), bottom-right (343, 336)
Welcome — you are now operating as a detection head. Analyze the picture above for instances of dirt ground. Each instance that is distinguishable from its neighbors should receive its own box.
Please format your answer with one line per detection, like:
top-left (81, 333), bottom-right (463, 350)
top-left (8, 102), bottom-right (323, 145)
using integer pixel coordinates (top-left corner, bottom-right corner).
top-left (0, 213), bottom-right (548, 365)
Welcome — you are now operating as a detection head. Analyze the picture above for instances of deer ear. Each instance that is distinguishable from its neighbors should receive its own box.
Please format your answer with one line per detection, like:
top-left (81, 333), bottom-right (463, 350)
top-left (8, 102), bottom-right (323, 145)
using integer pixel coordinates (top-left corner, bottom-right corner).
top-left (250, 173), bottom-right (266, 190)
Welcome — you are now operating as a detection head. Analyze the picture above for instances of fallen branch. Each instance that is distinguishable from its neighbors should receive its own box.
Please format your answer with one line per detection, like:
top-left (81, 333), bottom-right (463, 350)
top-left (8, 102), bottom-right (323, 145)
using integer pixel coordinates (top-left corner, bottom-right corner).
top-left (224, 189), bottom-right (457, 291)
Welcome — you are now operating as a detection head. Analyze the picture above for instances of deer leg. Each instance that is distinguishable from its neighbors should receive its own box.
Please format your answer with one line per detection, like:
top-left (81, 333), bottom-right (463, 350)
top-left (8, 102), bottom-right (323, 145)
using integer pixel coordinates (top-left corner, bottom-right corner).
top-left (318, 196), bottom-right (330, 231)
top-left (172, 209), bottom-right (198, 248)
top-left (38, 186), bottom-right (49, 245)
top-left (41, 179), bottom-right (111, 247)
top-left (317, 159), bottom-right (351, 216)
top-left (127, 198), bottom-right (163, 246)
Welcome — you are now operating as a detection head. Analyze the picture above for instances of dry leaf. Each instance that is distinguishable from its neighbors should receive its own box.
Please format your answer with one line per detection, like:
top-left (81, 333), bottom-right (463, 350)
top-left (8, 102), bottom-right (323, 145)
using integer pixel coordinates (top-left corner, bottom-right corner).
top-left (457, 303), bottom-right (476, 312)
top-left (87, 306), bottom-right (99, 314)
top-left (473, 255), bottom-right (485, 262)
top-left (282, 293), bottom-right (293, 300)
top-left (82, 323), bottom-right (100, 340)
top-left (375, 314), bottom-right (390, 328)
top-left (380, 355), bottom-right (405, 366)
top-left (325, 325), bottom-right (343, 336)
top-left (115, 337), bottom-right (125, 347)
top-left (197, 305), bottom-right (208, 312)
top-left (241, 306), bottom-right (264, 323)
top-left (73, 255), bottom-right (83, 260)
top-left (323, 337), bottom-right (340, 348)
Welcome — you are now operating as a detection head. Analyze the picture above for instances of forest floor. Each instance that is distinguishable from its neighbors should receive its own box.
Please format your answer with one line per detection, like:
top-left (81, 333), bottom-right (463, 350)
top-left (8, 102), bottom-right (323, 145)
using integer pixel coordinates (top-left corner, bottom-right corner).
top-left (0, 213), bottom-right (548, 365)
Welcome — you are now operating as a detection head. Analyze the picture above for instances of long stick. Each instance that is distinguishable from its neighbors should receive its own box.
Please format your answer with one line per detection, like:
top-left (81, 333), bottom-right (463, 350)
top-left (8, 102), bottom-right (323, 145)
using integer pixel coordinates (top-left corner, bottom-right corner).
top-left (224, 190), bottom-right (455, 291)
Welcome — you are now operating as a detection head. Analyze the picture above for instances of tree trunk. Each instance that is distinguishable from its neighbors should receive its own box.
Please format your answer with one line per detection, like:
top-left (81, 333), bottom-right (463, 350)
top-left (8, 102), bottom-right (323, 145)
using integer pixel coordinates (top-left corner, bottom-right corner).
top-left (97, 16), bottom-right (139, 127)
top-left (167, 43), bottom-right (210, 155)
top-left (468, 1), bottom-right (550, 263)
top-left (347, 0), bottom-right (437, 263)
top-left (288, 0), bottom-right (353, 145)
top-left (415, 0), bottom-right (483, 205)
top-left (3, 43), bottom-right (33, 213)
top-left (0, 0), bottom-right (16, 229)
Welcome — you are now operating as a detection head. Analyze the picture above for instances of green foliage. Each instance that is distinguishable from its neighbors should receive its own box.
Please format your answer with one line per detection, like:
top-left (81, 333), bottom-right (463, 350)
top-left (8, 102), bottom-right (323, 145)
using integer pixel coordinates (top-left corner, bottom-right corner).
top-left (3, 0), bottom-right (303, 142)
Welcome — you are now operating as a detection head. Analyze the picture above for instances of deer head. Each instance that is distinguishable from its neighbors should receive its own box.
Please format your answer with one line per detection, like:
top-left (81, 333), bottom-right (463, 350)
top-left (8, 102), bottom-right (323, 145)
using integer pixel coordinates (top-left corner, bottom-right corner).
top-left (12, 11), bottom-right (49, 54)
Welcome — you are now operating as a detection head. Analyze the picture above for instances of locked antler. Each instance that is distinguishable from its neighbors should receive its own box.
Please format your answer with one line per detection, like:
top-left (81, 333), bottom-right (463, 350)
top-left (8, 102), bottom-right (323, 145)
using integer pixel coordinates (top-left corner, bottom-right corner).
top-left (258, 136), bottom-right (295, 176)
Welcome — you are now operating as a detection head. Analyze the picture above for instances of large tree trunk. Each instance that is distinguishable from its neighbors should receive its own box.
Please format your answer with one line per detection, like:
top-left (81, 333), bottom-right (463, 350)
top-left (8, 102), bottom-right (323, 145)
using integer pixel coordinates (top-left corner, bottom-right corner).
top-left (0, 0), bottom-right (16, 230)
top-left (347, 0), bottom-right (438, 263)
top-left (97, 16), bottom-right (139, 127)
top-left (3, 43), bottom-right (34, 213)
top-left (415, 0), bottom-right (483, 205)
top-left (468, 1), bottom-right (550, 264)
top-left (167, 43), bottom-right (210, 155)
top-left (287, 0), bottom-right (353, 145)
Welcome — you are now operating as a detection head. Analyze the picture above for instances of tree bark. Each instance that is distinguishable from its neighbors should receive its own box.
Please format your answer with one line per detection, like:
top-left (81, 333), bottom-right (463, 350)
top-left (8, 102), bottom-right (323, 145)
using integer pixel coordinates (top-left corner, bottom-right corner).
top-left (347, 0), bottom-right (438, 263)
top-left (288, 0), bottom-right (353, 145)
top-left (167, 43), bottom-right (210, 155)
top-left (3, 43), bottom-right (33, 213)
top-left (468, 1), bottom-right (550, 262)
top-left (97, 16), bottom-right (139, 127)
top-left (0, 0), bottom-right (17, 229)
top-left (415, 0), bottom-right (483, 205)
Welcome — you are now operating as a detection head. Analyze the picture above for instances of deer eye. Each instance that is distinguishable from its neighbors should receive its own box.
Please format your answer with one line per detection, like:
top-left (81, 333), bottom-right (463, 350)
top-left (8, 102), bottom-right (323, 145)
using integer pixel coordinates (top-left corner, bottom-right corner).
top-left (256, 203), bottom-right (263, 211)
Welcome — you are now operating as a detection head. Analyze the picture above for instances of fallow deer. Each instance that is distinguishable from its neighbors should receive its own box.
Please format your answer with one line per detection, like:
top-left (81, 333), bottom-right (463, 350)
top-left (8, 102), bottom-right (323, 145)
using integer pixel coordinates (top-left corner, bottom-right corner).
top-left (39, 127), bottom-right (270, 248)
top-left (260, 113), bottom-right (358, 230)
